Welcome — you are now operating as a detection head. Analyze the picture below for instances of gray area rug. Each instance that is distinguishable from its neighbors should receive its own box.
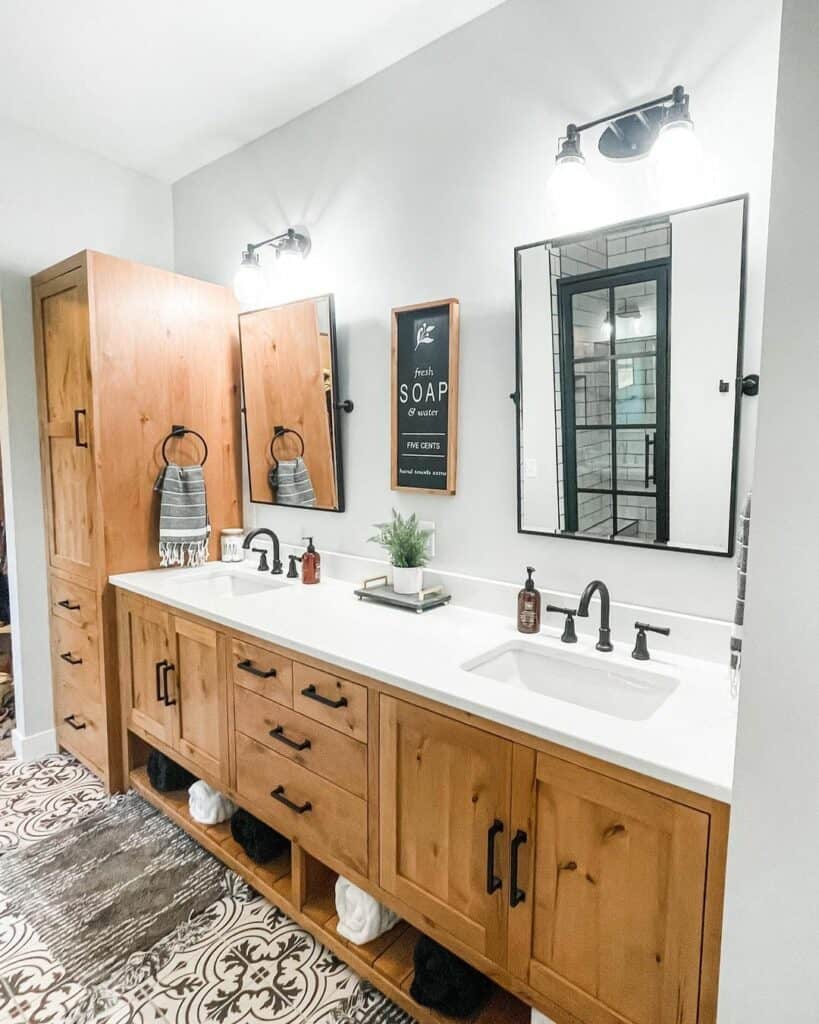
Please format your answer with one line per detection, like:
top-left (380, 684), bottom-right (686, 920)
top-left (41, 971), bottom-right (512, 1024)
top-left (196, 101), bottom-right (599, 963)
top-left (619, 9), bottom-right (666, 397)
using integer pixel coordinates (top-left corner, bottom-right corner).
top-left (1, 791), bottom-right (229, 988)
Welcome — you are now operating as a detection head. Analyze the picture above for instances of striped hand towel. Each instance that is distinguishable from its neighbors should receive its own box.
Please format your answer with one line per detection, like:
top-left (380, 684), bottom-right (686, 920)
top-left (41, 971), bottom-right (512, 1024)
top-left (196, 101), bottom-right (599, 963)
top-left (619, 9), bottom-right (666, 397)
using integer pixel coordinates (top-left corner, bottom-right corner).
top-left (268, 456), bottom-right (316, 507)
top-left (154, 463), bottom-right (210, 567)
top-left (729, 491), bottom-right (751, 696)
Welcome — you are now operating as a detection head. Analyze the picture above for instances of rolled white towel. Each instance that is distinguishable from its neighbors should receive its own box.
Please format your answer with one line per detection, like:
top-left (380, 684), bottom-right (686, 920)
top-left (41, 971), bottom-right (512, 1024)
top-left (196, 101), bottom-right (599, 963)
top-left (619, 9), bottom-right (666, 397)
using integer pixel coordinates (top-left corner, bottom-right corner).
top-left (188, 780), bottom-right (236, 825)
top-left (335, 875), bottom-right (399, 946)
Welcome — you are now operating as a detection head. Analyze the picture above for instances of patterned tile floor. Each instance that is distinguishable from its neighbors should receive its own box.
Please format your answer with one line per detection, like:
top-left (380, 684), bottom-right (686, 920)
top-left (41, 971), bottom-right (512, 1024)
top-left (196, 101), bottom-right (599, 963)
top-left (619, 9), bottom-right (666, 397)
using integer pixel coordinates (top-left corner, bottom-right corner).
top-left (0, 754), bottom-right (413, 1024)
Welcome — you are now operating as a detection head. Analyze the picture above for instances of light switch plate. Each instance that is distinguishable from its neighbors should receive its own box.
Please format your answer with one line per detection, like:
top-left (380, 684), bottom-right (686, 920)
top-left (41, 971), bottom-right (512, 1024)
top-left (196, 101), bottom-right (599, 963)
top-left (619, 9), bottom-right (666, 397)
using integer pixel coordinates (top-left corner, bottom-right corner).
top-left (420, 520), bottom-right (436, 559)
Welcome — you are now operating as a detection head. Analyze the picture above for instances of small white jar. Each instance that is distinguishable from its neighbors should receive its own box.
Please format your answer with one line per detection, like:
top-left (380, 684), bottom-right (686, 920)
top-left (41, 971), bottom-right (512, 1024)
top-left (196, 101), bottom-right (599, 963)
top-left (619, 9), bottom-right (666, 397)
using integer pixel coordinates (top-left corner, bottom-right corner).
top-left (220, 528), bottom-right (244, 563)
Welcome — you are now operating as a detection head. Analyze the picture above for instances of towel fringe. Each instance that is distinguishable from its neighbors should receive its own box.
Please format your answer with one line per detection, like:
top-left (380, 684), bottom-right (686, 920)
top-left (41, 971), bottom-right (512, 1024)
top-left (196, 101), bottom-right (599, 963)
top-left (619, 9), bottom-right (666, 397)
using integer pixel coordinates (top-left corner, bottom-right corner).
top-left (160, 540), bottom-right (209, 569)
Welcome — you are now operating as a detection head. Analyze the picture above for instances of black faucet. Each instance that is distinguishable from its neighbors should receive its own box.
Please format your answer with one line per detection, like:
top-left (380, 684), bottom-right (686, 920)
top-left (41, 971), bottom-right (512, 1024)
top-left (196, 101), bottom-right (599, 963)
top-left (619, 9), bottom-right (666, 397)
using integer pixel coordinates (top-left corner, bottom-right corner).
top-left (577, 579), bottom-right (614, 652)
top-left (242, 528), bottom-right (283, 574)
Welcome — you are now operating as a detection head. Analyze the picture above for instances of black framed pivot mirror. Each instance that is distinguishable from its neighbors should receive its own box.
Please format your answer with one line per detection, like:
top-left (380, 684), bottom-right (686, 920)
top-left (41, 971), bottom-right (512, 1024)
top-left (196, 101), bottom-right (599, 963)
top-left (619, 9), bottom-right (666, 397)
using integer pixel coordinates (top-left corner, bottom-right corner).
top-left (239, 294), bottom-right (347, 511)
top-left (514, 195), bottom-right (748, 556)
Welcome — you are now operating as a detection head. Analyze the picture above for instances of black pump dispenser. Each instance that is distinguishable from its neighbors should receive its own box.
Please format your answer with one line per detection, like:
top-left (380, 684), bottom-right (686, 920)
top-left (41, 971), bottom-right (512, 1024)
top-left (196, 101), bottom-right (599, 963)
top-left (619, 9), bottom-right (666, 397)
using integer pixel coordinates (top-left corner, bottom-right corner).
top-left (524, 566), bottom-right (536, 591)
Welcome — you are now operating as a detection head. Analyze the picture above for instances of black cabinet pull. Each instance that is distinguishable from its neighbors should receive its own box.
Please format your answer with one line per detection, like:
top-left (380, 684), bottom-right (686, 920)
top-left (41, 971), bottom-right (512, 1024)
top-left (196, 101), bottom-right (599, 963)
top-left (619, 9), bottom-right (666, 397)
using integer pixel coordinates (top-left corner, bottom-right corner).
top-left (237, 659), bottom-right (277, 679)
top-left (300, 684), bottom-right (348, 709)
top-left (63, 714), bottom-right (87, 731)
top-left (155, 659), bottom-right (168, 702)
top-left (486, 819), bottom-right (504, 894)
top-left (161, 662), bottom-right (177, 706)
top-left (510, 829), bottom-right (527, 907)
top-left (57, 599), bottom-right (81, 611)
top-left (270, 784), bottom-right (312, 814)
top-left (269, 725), bottom-right (311, 751)
top-left (59, 651), bottom-right (83, 666)
top-left (73, 409), bottom-right (89, 448)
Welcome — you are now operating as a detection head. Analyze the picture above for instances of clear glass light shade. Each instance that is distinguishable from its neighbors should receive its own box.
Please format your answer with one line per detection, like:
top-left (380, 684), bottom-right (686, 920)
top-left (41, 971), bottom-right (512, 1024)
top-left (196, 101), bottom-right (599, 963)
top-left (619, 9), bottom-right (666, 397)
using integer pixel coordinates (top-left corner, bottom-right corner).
top-left (549, 154), bottom-right (590, 210)
top-left (233, 254), bottom-right (264, 306)
top-left (652, 117), bottom-right (700, 184)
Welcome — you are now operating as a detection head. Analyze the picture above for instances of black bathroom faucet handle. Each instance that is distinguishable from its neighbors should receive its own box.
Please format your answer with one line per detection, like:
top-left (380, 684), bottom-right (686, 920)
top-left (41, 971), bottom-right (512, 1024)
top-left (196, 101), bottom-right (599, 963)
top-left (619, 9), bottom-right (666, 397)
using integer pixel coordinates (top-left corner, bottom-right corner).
top-left (546, 605), bottom-right (579, 644)
top-left (632, 621), bottom-right (671, 661)
top-left (252, 547), bottom-right (270, 572)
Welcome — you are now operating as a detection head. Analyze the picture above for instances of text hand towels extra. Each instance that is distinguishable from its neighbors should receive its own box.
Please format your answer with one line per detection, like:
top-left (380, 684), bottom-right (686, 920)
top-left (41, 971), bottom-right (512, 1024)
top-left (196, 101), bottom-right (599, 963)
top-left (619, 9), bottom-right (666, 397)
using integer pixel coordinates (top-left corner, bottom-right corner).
top-left (335, 876), bottom-right (399, 945)
top-left (188, 780), bottom-right (236, 825)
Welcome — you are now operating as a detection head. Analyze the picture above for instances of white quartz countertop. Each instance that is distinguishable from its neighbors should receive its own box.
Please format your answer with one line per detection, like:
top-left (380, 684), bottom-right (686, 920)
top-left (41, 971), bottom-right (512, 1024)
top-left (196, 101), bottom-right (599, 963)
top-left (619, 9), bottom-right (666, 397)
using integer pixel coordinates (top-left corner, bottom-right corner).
top-left (110, 564), bottom-right (738, 803)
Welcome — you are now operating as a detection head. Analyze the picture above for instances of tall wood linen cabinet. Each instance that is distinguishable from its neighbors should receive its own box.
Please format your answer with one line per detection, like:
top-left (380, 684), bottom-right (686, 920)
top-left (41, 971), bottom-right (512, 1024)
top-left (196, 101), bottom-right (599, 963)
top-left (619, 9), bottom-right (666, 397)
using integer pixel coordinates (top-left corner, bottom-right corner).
top-left (32, 251), bottom-right (242, 791)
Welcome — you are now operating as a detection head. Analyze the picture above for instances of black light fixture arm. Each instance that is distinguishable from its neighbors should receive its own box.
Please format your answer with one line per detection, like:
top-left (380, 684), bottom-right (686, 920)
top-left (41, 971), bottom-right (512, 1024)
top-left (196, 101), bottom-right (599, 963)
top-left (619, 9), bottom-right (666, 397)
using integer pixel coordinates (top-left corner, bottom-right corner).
top-left (245, 228), bottom-right (299, 256)
top-left (560, 85), bottom-right (688, 148)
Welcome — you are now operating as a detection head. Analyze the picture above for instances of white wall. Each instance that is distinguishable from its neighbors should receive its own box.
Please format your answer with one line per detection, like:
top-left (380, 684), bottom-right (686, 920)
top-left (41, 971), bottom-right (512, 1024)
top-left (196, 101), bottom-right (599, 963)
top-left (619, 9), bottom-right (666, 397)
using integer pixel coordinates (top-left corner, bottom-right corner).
top-left (173, 0), bottom-right (781, 623)
top-left (718, 1), bottom-right (819, 1017)
top-left (668, 200), bottom-right (744, 551)
top-left (0, 117), bottom-right (173, 750)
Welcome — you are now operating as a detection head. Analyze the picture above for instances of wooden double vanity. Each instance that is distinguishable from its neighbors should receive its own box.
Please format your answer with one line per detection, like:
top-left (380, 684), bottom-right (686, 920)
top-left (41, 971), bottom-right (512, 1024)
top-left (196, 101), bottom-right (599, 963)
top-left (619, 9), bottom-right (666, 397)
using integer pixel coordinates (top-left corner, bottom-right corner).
top-left (115, 586), bottom-right (729, 1024)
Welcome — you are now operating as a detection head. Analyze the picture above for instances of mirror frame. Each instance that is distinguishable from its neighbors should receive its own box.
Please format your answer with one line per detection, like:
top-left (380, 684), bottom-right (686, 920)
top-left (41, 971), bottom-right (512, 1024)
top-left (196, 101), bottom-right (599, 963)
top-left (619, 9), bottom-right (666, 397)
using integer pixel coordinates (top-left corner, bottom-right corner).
top-left (513, 194), bottom-right (749, 558)
top-left (239, 293), bottom-right (346, 513)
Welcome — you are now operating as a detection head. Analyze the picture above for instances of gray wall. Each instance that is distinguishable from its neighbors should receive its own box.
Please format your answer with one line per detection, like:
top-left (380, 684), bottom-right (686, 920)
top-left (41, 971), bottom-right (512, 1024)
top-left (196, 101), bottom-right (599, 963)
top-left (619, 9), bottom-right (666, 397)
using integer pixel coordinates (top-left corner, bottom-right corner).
top-left (0, 116), bottom-right (173, 748)
top-left (173, 0), bottom-right (781, 622)
top-left (718, 1), bottom-right (819, 1017)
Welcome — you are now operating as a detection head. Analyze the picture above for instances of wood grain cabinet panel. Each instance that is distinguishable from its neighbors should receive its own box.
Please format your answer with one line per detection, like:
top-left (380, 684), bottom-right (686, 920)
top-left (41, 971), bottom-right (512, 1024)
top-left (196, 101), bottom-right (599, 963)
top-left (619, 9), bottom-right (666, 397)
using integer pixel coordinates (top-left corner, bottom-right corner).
top-left (170, 616), bottom-right (228, 784)
top-left (51, 615), bottom-right (101, 703)
top-left (33, 269), bottom-right (97, 582)
top-left (507, 751), bottom-right (709, 1024)
top-left (379, 696), bottom-right (512, 965)
top-left (293, 663), bottom-right (367, 742)
top-left (118, 595), bottom-right (174, 746)
top-left (50, 577), bottom-right (98, 631)
top-left (234, 685), bottom-right (367, 799)
top-left (231, 637), bottom-right (293, 706)
top-left (55, 682), bottom-right (106, 773)
top-left (235, 732), bottom-right (368, 877)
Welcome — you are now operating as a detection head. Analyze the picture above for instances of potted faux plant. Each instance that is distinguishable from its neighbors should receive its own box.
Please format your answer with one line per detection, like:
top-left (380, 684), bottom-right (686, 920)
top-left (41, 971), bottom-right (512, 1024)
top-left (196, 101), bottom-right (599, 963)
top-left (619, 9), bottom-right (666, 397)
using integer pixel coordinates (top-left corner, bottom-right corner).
top-left (369, 509), bottom-right (431, 595)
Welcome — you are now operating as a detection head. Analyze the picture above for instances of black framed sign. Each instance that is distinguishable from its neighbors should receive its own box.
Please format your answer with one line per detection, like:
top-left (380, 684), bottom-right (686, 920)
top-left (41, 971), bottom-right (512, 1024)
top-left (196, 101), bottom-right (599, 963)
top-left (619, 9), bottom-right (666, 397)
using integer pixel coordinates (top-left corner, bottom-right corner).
top-left (391, 298), bottom-right (459, 494)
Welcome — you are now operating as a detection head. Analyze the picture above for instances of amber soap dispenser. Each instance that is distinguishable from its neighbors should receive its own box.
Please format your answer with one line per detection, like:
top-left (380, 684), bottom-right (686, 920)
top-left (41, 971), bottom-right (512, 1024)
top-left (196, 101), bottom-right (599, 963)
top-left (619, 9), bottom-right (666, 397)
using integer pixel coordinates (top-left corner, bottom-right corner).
top-left (517, 566), bottom-right (541, 634)
top-left (301, 536), bottom-right (321, 585)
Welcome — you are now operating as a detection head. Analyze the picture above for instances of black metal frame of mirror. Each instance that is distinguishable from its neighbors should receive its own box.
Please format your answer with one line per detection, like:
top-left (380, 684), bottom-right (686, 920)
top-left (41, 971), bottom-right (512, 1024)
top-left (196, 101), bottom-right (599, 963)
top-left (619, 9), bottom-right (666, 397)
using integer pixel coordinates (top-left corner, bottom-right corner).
top-left (512, 193), bottom-right (754, 558)
top-left (238, 293), bottom-right (353, 513)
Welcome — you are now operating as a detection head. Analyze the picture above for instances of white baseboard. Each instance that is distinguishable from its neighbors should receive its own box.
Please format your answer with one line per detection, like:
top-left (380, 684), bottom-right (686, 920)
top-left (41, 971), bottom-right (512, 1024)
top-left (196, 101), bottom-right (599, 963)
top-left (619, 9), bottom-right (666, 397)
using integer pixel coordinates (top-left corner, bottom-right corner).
top-left (530, 1011), bottom-right (557, 1024)
top-left (11, 726), bottom-right (58, 761)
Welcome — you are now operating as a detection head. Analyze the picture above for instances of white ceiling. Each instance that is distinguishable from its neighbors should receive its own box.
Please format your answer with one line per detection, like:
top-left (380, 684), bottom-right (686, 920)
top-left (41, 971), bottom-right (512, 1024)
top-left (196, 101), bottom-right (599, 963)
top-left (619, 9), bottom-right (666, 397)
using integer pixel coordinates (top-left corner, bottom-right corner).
top-left (0, 0), bottom-right (505, 183)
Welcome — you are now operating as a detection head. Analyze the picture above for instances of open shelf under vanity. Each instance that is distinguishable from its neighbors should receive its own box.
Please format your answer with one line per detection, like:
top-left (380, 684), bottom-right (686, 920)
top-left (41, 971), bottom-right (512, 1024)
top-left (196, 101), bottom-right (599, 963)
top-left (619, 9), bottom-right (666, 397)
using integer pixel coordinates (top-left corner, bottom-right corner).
top-left (130, 767), bottom-right (530, 1024)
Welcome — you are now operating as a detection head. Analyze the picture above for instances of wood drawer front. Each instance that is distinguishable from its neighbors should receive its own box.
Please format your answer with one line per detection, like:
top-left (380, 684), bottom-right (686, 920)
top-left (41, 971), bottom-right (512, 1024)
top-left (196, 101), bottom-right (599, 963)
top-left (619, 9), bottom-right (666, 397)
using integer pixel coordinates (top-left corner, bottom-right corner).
top-left (235, 732), bottom-right (368, 877)
top-left (292, 662), bottom-right (367, 743)
top-left (231, 637), bottom-right (293, 706)
top-left (235, 686), bottom-right (368, 799)
top-left (50, 577), bottom-right (98, 631)
top-left (51, 614), bottom-right (100, 701)
top-left (55, 681), bottom-right (106, 771)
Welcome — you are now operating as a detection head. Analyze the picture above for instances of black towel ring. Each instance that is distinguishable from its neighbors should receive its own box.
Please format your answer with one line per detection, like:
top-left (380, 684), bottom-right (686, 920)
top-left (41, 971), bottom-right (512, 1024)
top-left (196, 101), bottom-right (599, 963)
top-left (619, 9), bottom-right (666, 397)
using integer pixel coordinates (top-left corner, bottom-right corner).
top-left (270, 425), bottom-right (305, 466)
top-left (161, 425), bottom-right (209, 466)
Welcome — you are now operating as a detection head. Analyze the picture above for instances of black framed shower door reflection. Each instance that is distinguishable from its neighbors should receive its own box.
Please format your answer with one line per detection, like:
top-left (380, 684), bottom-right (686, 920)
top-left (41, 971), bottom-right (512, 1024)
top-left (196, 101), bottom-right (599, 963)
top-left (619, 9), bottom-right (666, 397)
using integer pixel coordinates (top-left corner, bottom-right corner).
top-left (557, 262), bottom-right (670, 544)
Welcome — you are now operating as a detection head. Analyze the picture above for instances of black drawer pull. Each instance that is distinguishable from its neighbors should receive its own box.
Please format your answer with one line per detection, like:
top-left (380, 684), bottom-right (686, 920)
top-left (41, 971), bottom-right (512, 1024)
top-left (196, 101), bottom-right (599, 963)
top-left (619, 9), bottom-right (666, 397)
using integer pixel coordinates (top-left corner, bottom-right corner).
top-left (57, 599), bottom-right (81, 611)
top-left (510, 829), bottom-right (527, 908)
top-left (486, 819), bottom-right (504, 894)
top-left (269, 725), bottom-right (311, 751)
top-left (73, 408), bottom-right (89, 448)
top-left (300, 684), bottom-right (348, 709)
top-left (59, 652), bottom-right (83, 666)
top-left (237, 659), bottom-right (277, 679)
top-left (63, 714), bottom-right (87, 731)
top-left (270, 785), bottom-right (312, 814)
top-left (161, 662), bottom-right (177, 706)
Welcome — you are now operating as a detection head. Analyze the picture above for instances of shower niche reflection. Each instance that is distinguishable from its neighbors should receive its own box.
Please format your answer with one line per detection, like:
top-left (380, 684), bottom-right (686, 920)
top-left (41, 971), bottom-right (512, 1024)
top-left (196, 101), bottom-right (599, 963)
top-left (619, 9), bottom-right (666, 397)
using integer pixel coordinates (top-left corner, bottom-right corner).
top-left (515, 195), bottom-right (748, 555)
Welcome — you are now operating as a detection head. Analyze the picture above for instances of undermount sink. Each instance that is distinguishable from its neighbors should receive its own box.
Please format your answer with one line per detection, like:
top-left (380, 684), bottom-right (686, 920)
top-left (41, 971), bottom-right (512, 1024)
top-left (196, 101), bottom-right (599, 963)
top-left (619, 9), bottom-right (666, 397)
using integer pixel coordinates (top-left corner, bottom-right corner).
top-left (462, 641), bottom-right (678, 721)
top-left (172, 571), bottom-right (288, 599)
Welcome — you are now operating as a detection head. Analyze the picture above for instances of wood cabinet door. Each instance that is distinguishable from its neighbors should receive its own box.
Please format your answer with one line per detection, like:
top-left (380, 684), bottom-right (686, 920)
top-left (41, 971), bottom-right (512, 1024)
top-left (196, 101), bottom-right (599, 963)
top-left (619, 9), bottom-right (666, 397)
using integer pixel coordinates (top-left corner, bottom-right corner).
top-left (169, 616), bottom-right (227, 783)
top-left (379, 696), bottom-right (512, 964)
top-left (507, 749), bottom-right (709, 1024)
top-left (33, 269), bottom-right (97, 582)
top-left (118, 596), bottom-right (173, 745)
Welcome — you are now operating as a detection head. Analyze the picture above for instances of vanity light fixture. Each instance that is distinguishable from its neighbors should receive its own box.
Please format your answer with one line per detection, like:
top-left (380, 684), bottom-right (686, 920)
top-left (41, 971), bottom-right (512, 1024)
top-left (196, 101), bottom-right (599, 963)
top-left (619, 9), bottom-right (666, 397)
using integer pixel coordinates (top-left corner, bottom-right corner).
top-left (552, 85), bottom-right (696, 193)
top-left (233, 227), bottom-right (311, 305)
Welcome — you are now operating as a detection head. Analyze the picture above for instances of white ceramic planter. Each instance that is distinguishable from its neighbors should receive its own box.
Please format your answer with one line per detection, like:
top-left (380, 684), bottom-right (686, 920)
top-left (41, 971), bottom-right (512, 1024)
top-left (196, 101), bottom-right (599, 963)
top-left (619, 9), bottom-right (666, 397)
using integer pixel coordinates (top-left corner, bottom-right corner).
top-left (392, 565), bottom-right (423, 595)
